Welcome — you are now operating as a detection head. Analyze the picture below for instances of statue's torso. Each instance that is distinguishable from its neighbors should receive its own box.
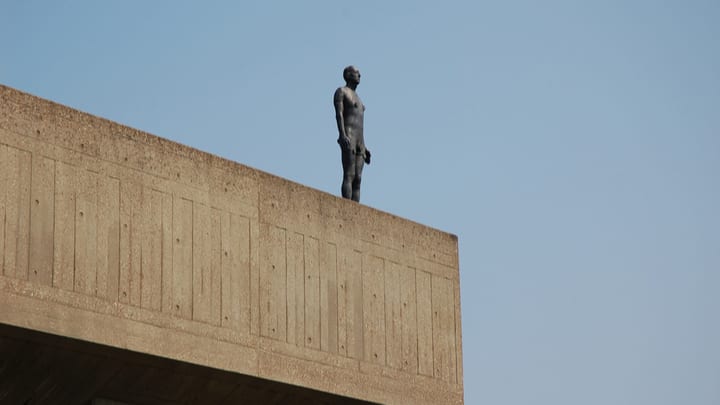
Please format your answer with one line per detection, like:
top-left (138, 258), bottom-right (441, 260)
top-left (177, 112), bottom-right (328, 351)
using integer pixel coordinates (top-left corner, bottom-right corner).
top-left (341, 87), bottom-right (365, 148)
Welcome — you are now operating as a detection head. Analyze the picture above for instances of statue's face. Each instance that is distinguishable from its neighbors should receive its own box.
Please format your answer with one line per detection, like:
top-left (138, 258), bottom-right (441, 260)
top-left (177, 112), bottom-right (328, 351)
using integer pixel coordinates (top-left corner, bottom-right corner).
top-left (345, 67), bottom-right (361, 85)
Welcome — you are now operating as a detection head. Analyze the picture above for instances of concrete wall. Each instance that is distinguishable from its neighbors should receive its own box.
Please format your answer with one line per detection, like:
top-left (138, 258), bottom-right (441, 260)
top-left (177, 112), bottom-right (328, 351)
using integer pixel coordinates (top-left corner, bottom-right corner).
top-left (0, 84), bottom-right (463, 404)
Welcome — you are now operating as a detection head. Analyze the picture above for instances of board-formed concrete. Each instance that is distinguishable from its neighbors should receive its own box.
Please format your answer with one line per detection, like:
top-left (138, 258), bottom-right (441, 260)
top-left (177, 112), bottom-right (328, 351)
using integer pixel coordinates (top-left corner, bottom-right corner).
top-left (0, 84), bottom-right (463, 404)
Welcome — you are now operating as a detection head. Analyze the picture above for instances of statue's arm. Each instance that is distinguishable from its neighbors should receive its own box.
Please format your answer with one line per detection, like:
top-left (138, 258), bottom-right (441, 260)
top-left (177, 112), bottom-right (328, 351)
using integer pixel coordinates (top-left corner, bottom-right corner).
top-left (334, 88), bottom-right (349, 146)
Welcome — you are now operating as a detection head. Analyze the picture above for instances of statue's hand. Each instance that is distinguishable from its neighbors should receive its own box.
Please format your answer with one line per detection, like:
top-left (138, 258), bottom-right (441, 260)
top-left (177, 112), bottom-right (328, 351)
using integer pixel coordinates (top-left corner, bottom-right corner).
top-left (364, 149), bottom-right (371, 164)
top-left (337, 136), bottom-right (351, 150)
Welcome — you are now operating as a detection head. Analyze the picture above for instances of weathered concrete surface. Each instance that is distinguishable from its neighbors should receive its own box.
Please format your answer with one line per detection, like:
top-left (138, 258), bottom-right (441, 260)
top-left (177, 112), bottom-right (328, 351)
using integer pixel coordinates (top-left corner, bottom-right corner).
top-left (0, 84), bottom-right (463, 404)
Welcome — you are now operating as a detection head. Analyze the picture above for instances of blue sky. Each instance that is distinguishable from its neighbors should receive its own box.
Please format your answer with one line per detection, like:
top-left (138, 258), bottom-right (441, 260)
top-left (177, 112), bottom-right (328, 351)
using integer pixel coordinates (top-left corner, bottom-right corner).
top-left (2, 1), bottom-right (719, 403)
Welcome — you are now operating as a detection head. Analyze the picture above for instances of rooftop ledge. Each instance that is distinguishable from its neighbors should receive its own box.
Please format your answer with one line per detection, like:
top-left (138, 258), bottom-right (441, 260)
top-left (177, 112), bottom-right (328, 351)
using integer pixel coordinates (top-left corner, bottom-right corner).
top-left (0, 84), bottom-right (463, 405)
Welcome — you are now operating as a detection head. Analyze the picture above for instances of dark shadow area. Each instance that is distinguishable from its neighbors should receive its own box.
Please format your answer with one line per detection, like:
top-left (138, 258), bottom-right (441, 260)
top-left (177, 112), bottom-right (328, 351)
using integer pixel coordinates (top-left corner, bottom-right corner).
top-left (0, 324), bottom-right (378, 405)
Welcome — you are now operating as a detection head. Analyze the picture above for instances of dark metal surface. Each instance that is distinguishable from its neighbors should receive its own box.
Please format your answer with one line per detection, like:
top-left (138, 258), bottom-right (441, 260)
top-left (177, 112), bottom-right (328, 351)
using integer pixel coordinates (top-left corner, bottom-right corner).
top-left (334, 66), bottom-right (371, 202)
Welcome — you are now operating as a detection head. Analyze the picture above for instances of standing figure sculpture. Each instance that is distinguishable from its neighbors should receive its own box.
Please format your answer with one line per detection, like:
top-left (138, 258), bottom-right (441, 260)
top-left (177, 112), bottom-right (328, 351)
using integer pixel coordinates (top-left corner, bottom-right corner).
top-left (334, 65), bottom-right (370, 202)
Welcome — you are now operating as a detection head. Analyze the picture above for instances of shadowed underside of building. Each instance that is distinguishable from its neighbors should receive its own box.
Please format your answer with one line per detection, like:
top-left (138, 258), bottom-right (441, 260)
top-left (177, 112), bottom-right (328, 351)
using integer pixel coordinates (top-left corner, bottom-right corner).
top-left (0, 84), bottom-right (463, 404)
top-left (0, 324), bottom-right (373, 405)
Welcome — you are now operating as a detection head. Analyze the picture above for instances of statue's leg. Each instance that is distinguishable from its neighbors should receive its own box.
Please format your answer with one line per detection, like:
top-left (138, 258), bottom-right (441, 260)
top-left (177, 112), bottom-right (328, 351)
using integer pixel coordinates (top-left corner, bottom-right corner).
top-left (341, 146), bottom-right (355, 199)
top-left (351, 153), bottom-right (364, 202)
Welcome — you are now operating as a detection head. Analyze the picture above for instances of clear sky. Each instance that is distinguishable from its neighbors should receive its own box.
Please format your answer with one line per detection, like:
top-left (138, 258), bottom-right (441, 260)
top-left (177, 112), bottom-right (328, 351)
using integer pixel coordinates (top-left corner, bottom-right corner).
top-left (2, 1), bottom-right (719, 403)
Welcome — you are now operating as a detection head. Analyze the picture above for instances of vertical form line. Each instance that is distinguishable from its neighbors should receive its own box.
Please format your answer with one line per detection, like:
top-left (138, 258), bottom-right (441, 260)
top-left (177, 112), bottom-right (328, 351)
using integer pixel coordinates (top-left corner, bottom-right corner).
top-left (218, 212), bottom-right (224, 326)
top-left (359, 251), bottom-right (365, 360)
top-left (71, 173), bottom-right (77, 291)
top-left (160, 192), bottom-right (166, 311)
top-left (25, 153), bottom-right (33, 280)
top-left (430, 274), bottom-right (435, 377)
top-left (50, 160), bottom-right (56, 287)
top-left (116, 179), bottom-right (121, 301)
top-left (334, 242), bottom-right (339, 354)
top-left (92, 174), bottom-right (98, 297)
top-left (137, 188), bottom-right (143, 308)
top-left (141, 189), bottom-right (147, 306)
top-left (168, 194), bottom-right (175, 312)
top-left (452, 281), bottom-right (459, 385)
top-left (413, 268), bottom-right (419, 374)
top-left (128, 185), bottom-right (135, 302)
top-left (50, 161), bottom-right (56, 287)
top-left (382, 257), bottom-right (388, 366)
top-left (284, 229), bottom-right (290, 343)
top-left (317, 238), bottom-right (321, 348)
top-left (302, 234), bottom-right (307, 346)
top-left (190, 200), bottom-right (194, 318)
top-left (251, 221), bottom-right (257, 336)
top-left (248, 219), bottom-right (252, 333)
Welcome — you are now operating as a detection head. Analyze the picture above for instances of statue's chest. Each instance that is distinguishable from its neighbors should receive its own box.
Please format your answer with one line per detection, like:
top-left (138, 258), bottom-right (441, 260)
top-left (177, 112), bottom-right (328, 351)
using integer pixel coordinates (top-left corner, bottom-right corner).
top-left (348, 93), bottom-right (365, 112)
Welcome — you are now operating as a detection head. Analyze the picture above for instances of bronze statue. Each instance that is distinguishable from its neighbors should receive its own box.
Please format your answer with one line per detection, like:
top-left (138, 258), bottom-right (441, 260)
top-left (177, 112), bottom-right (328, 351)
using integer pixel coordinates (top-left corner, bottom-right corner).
top-left (334, 65), bottom-right (370, 202)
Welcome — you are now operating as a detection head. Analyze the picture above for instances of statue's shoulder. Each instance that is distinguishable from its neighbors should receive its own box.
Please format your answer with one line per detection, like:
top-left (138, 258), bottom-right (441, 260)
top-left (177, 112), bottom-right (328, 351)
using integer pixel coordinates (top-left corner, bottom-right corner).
top-left (334, 86), bottom-right (349, 102)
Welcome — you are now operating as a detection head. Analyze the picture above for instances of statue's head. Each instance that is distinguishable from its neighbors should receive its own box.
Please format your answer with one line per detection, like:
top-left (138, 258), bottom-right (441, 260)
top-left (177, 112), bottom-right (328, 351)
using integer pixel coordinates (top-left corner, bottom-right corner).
top-left (343, 65), bottom-right (361, 85)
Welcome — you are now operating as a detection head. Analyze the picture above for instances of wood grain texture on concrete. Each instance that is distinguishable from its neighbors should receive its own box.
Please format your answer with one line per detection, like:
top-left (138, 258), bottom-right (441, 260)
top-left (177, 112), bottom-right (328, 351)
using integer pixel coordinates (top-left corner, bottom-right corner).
top-left (0, 83), bottom-right (464, 404)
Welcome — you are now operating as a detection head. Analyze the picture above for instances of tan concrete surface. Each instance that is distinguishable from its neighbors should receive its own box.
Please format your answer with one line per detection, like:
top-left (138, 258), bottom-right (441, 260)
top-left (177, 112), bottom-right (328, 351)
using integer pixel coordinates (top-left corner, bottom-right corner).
top-left (0, 83), bottom-right (463, 404)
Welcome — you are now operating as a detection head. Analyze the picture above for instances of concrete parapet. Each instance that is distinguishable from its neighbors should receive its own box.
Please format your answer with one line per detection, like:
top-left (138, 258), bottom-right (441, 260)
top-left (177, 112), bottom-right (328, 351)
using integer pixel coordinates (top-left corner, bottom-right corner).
top-left (0, 84), bottom-right (463, 404)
